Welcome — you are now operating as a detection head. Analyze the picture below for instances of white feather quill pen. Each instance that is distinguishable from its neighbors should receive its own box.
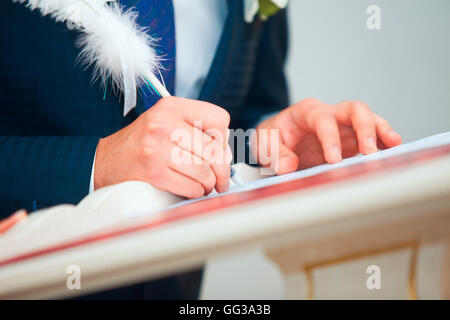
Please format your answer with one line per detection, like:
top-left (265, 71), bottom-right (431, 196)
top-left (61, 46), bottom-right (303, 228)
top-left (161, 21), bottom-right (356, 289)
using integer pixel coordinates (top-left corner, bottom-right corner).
top-left (14, 0), bottom-right (169, 115)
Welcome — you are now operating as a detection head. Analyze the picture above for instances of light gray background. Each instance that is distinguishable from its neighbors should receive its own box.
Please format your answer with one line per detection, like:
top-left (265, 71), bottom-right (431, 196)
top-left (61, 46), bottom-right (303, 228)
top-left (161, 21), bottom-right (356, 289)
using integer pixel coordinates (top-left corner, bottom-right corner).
top-left (286, 0), bottom-right (450, 142)
top-left (202, 0), bottom-right (450, 299)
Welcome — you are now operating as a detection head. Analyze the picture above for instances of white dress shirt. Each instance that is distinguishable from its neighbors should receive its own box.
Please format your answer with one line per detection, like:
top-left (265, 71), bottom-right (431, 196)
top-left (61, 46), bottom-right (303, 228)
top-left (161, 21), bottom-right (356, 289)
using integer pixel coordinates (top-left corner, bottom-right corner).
top-left (173, 0), bottom-right (228, 99)
top-left (90, 0), bottom-right (228, 192)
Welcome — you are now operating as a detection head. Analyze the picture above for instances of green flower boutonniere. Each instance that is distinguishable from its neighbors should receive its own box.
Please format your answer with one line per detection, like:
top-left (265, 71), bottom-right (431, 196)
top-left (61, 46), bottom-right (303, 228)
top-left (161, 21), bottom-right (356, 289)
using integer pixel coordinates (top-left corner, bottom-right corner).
top-left (244, 0), bottom-right (288, 23)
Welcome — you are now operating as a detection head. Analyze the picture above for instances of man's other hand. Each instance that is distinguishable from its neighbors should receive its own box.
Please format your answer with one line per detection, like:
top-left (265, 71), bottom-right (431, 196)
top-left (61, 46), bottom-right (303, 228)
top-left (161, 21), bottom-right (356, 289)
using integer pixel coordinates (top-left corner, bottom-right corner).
top-left (254, 98), bottom-right (403, 174)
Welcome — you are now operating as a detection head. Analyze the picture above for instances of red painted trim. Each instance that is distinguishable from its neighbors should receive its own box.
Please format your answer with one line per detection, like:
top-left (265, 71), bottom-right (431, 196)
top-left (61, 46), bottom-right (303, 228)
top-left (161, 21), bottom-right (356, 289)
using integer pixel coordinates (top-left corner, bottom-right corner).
top-left (1, 145), bottom-right (449, 267)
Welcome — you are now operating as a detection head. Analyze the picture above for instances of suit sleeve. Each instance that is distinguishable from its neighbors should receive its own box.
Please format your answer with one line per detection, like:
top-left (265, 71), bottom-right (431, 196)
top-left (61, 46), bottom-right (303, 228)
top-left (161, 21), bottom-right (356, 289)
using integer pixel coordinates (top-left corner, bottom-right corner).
top-left (235, 9), bottom-right (290, 130)
top-left (0, 136), bottom-right (99, 218)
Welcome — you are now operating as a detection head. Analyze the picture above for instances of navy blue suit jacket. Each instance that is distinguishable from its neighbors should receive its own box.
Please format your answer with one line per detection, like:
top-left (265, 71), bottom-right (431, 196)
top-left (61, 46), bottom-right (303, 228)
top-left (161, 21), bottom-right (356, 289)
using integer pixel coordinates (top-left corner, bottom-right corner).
top-left (0, 0), bottom-right (289, 218)
top-left (0, 0), bottom-right (289, 299)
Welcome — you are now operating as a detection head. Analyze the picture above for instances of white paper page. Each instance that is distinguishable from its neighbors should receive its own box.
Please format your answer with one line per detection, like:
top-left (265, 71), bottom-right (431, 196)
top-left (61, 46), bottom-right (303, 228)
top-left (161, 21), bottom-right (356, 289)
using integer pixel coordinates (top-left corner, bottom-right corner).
top-left (167, 132), bottom-right (450, 210)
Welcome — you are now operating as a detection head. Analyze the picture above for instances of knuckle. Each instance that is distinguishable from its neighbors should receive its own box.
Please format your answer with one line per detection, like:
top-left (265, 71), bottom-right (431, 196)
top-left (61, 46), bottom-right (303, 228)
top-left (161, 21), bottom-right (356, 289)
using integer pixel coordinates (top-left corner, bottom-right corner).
top-left (302, 97), bottom-right (322, 106)
top-left (211, 106), bottom-right (230, 127)
top-left (141, 146), bottom-right (154, 159)
top-left (146, 120), bottom-right (169, 137)
top-left (145, 119), bottom-right (160, 132)
top-left (349, 100), bottom-right (370, 112)
top-left (376, 115), bottom-right (389, 127)
top-left (316, 116), bottom-right (332, 128)
top-left (141, 139), bottom-right (159, 158)
top-left (307, 107), bottom-right (324, 124)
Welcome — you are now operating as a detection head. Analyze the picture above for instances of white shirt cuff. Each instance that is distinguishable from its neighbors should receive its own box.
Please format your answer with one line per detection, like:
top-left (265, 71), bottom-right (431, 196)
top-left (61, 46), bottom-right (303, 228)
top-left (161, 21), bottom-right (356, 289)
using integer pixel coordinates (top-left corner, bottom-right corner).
top-left (89, 148), bottom-right (97, 194)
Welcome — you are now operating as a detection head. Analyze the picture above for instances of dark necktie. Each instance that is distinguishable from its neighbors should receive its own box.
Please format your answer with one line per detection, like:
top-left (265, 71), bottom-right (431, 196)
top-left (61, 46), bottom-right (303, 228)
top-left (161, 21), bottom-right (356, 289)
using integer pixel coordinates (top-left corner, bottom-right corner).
top-left (120, 0), bottom-right (176, 110)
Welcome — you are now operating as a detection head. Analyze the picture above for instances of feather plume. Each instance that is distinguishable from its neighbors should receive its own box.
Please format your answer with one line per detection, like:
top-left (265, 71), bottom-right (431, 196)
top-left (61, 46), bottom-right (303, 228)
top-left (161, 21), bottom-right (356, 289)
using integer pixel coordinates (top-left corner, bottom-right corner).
top-left (14, 0), bottom-right (166, 115)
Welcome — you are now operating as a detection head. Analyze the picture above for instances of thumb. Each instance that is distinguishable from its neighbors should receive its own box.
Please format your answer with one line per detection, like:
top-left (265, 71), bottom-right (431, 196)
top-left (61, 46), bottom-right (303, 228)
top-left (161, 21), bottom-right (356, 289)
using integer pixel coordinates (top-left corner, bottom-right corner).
top-left (275, 142), bottom-right (299, 175)
top-left (253, 128), bottom-right (299, 175)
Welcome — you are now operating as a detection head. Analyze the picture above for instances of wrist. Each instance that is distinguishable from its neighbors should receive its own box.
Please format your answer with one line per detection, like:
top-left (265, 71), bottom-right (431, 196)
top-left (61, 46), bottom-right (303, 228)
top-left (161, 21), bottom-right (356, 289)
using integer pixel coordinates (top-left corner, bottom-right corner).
top-left (94, 137), bottom-right (108, 190)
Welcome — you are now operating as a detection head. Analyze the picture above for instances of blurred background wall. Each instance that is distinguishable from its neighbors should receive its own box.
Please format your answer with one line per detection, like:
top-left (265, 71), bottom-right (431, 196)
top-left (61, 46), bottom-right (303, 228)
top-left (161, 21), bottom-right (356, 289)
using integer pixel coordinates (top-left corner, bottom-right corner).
top-left (286, 0), bottom-right (450, 142)
top-left (201, 0), bottom-right (450, 299)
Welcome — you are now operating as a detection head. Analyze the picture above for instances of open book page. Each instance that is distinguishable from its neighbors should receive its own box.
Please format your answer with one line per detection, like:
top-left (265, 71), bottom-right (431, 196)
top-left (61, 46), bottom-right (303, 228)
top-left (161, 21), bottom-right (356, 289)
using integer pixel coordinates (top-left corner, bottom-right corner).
top-left (163, 132), bottom-right (450, 212)
top-left (240, 131), bottom-right (450, 190)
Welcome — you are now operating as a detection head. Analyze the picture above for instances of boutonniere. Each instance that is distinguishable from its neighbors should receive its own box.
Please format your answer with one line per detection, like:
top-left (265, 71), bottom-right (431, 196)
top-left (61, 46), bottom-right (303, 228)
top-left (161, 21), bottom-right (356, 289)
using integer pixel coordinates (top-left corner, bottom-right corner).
top-left (244, 0), bottom-right (288, 23)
